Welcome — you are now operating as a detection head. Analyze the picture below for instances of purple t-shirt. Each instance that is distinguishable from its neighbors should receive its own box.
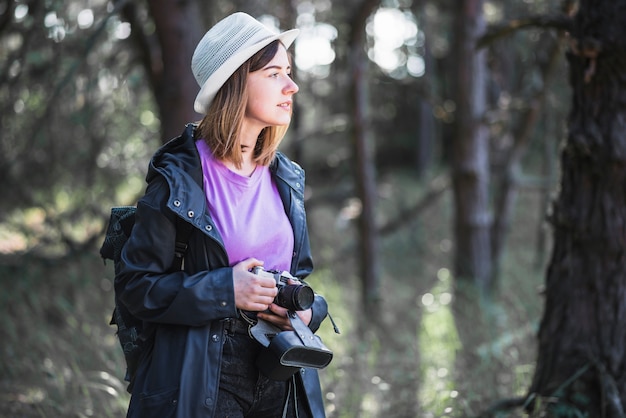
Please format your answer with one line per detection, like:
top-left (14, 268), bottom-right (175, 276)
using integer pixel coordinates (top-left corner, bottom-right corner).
top-left (196, 140), bottom-right (294, 271)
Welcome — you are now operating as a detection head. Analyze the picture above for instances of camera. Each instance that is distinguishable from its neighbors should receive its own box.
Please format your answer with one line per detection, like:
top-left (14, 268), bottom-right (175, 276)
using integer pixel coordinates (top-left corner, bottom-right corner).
top-left (251, 266), bottom-right (314, 311)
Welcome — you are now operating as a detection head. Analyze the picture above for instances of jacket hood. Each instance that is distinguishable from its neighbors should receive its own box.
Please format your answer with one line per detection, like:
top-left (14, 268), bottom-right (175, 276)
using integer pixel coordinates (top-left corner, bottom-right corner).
top-left (147, 123), bottom-right (203, 187)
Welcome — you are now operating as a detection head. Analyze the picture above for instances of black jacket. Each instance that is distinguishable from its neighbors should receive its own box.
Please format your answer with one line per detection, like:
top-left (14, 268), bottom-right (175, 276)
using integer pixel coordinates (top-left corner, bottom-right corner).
top-left (116, 124), bottom-right (328, 417)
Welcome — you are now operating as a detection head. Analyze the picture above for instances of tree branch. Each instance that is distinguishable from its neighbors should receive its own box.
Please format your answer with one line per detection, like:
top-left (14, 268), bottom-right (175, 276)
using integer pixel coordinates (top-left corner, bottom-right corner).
top-left (378, 175), bottom-right (450, 236)
top-left (478, 14), bottom-right (573, 49)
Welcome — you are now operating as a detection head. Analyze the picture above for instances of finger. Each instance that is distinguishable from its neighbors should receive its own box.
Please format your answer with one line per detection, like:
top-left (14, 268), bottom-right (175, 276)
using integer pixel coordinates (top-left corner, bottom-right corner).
top-left (258, 311), bottom-right (293, 330)
top-left (250, 279), bottom-right (278, 297)
top-left (243, 303), bottom-right (268, 312)
top-left (237, 258), bottom-right (263, 271)
top-left (239, 292), bottom-right (274, 310)
top-left (267, 303), bottom-right (288, 316)
top-left (250, 273), bottom-right (278, 291)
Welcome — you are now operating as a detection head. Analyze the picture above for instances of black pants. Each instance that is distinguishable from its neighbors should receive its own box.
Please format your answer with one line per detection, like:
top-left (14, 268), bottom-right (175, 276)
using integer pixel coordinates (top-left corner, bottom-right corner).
top-left (216, 326), bottom-right (311, 418)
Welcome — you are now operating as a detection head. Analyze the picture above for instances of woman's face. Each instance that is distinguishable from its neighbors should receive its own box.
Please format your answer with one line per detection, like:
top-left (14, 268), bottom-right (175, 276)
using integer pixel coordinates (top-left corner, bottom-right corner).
top-left (244, 44), bottom-right (299, 132)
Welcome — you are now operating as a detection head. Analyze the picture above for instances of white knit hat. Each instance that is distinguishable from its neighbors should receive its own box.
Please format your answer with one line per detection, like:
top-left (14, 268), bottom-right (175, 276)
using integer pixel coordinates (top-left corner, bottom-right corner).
top-left (191, 12), bottom-right (299, 114)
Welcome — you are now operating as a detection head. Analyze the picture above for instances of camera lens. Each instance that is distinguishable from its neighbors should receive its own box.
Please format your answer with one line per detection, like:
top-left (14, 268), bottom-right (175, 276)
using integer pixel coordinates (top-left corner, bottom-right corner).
top-left (276, 284), bottom-right (314, 311)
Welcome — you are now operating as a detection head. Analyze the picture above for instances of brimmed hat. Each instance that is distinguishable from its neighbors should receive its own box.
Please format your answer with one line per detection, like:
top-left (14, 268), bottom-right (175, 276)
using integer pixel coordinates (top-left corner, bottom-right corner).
top-left (191, 12), bottom-right (299, 114)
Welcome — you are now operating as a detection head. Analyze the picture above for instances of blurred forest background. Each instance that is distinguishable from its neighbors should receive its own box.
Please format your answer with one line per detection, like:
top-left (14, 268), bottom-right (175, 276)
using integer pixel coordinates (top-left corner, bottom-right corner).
top-left (2, 0), bottom-right (626, 417)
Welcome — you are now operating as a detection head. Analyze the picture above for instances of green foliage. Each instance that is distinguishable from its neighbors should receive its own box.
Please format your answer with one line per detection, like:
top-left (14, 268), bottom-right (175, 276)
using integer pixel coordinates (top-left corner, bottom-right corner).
top-left (0, 0), bottom-right (159, 254)
top-left (0, 254), bottom-right (128, 417)
top-left (418, 269), bottom-right (462, 415)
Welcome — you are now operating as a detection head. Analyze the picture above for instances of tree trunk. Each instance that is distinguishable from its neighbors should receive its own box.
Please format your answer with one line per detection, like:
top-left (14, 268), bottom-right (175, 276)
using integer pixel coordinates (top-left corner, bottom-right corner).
top-left (147, 0), bottom-right (203, 142)
top-left (451, 0), bottom-right (492, 289)
top-left (349, 0), bottom-right (381, 315)
top-left (528, 1), bottom-right (626, 416)
top-left (118, 0), bottom-right (203, 142)
top-left (491, 33), bottom-right (563, 283)
top-left (412, 0), bottom-right (435, 178)
top-left (282, 0), bottom-right (303, 164)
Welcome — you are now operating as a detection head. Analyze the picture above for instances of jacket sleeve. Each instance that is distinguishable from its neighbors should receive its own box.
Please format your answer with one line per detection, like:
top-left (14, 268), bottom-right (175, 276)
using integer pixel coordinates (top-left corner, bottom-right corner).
top-left (115, 181), bottom-right (237, 327)
top-left (297, 227), bottom-right (328, 333)
top-left (292, 184), bottom-right (328, 334)
top-left (308, 294), bottom-right (328, 333)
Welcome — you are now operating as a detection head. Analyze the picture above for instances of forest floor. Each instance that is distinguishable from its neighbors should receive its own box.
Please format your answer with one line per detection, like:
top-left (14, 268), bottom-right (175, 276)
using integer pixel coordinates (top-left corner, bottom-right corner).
top-left (0, 169), bottom-right (548, 417)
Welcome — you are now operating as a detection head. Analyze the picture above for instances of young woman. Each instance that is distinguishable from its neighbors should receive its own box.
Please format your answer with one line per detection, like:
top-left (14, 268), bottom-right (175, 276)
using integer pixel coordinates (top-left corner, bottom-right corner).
top-left (116, 12), bottom-right (329, 418)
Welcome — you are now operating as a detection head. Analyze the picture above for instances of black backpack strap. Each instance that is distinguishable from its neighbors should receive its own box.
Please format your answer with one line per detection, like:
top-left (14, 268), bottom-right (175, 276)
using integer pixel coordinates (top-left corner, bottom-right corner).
top-left (172, 217), bottom-right (194, 270)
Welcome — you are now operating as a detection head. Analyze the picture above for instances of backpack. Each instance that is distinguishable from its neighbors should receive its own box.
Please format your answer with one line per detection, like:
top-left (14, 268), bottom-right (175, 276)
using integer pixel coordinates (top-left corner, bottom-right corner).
top-left (100, 206), bottom-right (192, 390)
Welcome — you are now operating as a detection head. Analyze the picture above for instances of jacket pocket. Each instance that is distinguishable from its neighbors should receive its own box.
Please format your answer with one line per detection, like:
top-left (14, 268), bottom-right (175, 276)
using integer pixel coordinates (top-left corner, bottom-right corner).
top-left (139, 386), bottom-right (179, 418)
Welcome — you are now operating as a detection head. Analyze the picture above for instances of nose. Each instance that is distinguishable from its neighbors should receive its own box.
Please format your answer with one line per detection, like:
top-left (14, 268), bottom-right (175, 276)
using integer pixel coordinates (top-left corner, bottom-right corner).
top-left (285, 78), bottom-right (299, 95)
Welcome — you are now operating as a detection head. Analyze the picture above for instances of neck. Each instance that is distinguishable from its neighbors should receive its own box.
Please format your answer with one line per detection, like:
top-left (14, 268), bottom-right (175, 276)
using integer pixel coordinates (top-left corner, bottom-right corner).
top-left (240, 121), bottom-right (264, 150)
top-left (224, 123), bottom-right (263, 177)
top-left (223, 155), bottom-right (257, 177)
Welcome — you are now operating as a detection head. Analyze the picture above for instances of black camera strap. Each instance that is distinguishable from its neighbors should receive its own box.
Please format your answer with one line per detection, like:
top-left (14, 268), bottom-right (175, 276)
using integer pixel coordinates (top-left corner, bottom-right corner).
top-left (250, 313), bottom-right (322, 349)
top-left (288, 311), bottom-right (317, 344)
top-left (249, 318), bottom-right (281, 347)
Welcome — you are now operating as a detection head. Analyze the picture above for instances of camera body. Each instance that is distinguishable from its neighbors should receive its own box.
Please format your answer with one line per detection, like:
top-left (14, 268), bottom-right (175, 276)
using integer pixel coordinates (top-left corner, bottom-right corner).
top-left (251, 266), bottom-right (314, 311)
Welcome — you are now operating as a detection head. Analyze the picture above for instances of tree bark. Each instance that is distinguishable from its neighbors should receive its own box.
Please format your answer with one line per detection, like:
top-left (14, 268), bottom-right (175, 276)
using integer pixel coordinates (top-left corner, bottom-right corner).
top-left (147, 0), bottom-right (203, 142)
top-left (348, 0), bottom-right (381, 314)
top-left (528, 1), bottom-right (626, 416)
top-left (451, 0), bottom-right (492, 289)
top-left (412, 0), bottom-right (435, 178)
top-left (117, 0), bottom-right (203, 142)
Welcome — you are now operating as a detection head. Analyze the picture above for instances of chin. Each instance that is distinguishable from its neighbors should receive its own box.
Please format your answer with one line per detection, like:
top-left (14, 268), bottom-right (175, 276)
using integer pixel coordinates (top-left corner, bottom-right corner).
top-left (270, 118), bottom-right (291, 126)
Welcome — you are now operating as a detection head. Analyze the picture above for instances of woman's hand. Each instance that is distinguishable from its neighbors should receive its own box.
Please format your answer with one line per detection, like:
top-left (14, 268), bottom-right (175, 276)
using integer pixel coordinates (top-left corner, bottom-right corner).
top-left (232, 258), bottom-right (278, 311)
top-left (257, 304), bottom-right (312, 331)
top-left (257, 277), bottom-right (312, 330)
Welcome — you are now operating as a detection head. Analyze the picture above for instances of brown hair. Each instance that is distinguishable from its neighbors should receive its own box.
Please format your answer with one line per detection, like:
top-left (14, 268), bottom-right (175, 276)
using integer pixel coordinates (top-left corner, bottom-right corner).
top-left (196, 40), bottom-right (290, 168)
